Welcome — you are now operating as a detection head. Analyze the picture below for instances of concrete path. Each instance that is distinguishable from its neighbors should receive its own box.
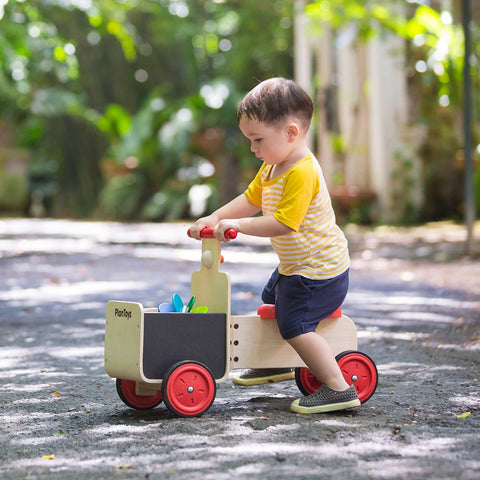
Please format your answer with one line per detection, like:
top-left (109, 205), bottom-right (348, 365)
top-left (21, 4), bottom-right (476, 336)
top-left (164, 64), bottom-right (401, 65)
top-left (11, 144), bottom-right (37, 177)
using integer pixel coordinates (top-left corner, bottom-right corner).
top-left (0, 219), bottom-right (478, 480)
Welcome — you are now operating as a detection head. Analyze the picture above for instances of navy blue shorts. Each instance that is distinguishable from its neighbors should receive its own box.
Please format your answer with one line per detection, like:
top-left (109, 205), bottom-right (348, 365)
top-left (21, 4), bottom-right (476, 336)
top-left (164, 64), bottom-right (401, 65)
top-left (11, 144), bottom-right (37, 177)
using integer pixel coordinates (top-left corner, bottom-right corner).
top-left (261, 268), bottom-right (349, 340)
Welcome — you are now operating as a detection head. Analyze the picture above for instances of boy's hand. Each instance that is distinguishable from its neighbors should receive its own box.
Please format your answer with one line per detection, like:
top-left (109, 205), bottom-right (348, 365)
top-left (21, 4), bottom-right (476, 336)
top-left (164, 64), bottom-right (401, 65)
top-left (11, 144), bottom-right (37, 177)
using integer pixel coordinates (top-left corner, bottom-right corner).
top-left (189, 215), bottom-right (218, 240)
top-left (214, 220), bottom-right (240, 242)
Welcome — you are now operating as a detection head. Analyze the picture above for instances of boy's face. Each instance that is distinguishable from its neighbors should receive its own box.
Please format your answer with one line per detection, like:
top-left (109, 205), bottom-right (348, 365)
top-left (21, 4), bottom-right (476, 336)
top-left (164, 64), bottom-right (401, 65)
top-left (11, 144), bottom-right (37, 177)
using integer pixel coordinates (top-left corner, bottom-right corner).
top-left (239, 116), bottom-right (294, 166)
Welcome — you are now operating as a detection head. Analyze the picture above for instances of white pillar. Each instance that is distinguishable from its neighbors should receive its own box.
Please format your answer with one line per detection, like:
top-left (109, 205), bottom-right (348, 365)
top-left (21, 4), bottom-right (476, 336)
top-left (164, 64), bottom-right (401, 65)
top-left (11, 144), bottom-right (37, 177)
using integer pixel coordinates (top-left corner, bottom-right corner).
top-left (294, 0), bottom-right (314, 150)
top-left (367, 34), bottom-right (408, 219)
top-left (336, 35), bottom-right (370, 190)
top-left (314, 26), bottom-right (336, 186)
top-left (294, 0), bottom-right (312, 93)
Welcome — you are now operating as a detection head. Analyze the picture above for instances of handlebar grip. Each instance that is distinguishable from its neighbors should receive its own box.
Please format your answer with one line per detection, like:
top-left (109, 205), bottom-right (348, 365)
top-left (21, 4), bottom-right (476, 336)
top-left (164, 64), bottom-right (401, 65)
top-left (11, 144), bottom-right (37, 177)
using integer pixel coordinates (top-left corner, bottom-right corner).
top-left (224, 228), bottom-right (238, 240)
top-left (187, 227), bottom-right (238, 240)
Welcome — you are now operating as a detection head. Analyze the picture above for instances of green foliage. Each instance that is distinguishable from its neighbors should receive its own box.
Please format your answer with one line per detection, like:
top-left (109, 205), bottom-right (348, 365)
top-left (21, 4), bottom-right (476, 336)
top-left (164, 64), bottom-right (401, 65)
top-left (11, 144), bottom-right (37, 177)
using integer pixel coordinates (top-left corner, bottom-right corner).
top-left (391, 143), bottom-right (420, 224)
top-left (0, 174), bottom-right (28, 211)
top-left (0, 0), bottom-right (294, 219)
top-left (475, 164), bottom-right (480, 215)
top-left (28, 157), bottom-right (59, 215)
top-left (306, 0), bottom-right (395, 40)
top-left (400, 5), bottom-right (478, 221)
top-left (2, 0), bottom-right (475, 223)
top-left (100, 172), bottom-right (145, 220)
top-left (96, 104), bottom-right (132, 139)
top-left (141, 189), bottom-right (189, 222)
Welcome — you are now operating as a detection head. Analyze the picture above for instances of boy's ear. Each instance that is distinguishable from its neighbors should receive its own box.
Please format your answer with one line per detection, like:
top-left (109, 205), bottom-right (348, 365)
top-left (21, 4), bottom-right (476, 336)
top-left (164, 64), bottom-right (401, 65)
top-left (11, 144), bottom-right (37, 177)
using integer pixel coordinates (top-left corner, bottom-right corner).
top-left (286, 123), bottom-right (300, 141)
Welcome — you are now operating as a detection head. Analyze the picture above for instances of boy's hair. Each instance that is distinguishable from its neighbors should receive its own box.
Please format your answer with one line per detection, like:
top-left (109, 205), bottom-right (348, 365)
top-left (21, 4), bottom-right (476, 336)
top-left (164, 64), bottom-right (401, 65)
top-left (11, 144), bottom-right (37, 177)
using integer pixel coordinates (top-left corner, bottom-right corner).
top-left (237, 77), bottom-right (313, 131)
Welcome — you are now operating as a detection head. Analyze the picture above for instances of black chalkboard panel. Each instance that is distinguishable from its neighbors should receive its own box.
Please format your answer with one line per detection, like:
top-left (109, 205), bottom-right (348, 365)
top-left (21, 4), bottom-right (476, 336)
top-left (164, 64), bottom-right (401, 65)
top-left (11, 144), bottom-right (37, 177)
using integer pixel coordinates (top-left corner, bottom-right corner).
top-left (142, 313), bottom-right (227, 380)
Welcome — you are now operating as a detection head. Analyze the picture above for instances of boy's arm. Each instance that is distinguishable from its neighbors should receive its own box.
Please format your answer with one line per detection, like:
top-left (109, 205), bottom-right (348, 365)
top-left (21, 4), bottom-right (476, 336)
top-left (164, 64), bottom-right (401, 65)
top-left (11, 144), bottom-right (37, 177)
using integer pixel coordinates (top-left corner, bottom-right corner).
top-left (215, 215), bottom-right (292, 241)
top-left (189, 193), bottom-right (261, 239)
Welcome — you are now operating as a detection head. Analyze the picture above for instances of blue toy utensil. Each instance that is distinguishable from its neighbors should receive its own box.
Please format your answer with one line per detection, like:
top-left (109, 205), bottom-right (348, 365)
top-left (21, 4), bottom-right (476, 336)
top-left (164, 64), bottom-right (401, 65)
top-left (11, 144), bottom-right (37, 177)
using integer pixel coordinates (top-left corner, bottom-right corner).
top-left (172, 293), bottom-right (184, 313)
top-left (166, 295), bottom-right (205, 313)
top-left (158, 302), bottom-right (175, 313)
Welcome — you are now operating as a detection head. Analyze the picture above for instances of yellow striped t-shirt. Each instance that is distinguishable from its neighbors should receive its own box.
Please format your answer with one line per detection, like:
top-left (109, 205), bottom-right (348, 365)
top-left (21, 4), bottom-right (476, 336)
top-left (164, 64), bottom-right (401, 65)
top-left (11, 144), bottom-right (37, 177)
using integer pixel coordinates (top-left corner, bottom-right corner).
top-left (244, 154), bottom-right (350, 280)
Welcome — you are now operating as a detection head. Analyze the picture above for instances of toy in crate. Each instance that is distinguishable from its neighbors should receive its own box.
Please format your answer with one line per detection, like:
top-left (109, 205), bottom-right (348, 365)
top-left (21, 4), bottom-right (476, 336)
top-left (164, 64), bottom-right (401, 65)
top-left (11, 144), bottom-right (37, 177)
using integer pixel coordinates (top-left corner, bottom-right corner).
top-left (104, 228), bottom-right (378, 417)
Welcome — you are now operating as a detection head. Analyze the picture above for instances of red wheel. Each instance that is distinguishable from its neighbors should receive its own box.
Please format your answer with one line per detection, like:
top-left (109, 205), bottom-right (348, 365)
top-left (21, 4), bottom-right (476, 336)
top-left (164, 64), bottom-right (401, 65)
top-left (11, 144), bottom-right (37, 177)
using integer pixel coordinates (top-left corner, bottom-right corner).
top-left (337, 351), bottom-right (378, 404)
top-left (295, 350), bottom-right (378, 404)
top-left (162, 361), bottom-right (216, 417)
top-left (116, 379), bottom-right (163, 410)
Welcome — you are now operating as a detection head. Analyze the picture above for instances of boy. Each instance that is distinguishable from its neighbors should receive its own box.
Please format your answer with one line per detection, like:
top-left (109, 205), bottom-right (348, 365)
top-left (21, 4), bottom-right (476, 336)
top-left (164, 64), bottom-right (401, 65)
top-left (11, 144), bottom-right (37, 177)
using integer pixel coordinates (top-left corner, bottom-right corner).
top-left (189, 77), bottom-right (360, 414)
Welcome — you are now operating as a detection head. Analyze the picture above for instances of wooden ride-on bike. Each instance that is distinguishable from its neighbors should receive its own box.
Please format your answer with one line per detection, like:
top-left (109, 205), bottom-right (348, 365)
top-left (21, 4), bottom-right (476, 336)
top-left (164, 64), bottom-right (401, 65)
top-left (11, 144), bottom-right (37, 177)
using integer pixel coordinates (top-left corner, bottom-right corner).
top-left (104, 228), bottom-right (378, 417)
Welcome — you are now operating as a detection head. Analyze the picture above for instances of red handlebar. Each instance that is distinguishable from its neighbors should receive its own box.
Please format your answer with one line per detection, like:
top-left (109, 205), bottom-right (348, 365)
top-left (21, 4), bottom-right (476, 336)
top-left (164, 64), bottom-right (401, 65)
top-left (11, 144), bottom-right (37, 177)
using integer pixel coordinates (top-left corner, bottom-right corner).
top-left (187, 227), bottom-right (237, 240)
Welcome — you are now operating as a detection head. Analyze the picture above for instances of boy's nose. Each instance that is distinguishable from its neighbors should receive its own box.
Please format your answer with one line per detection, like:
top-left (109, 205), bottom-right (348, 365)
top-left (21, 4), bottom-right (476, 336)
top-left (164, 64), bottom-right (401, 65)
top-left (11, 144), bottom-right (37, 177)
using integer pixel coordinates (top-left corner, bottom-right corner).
top-left (250, 143), bottom-right (257, 153)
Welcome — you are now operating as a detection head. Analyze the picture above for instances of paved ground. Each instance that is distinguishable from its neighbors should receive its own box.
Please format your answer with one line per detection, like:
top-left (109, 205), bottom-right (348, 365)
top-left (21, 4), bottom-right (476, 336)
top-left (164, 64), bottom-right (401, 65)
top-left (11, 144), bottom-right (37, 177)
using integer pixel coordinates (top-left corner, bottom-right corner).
top-left (0, 219), bottom-right (479, 480)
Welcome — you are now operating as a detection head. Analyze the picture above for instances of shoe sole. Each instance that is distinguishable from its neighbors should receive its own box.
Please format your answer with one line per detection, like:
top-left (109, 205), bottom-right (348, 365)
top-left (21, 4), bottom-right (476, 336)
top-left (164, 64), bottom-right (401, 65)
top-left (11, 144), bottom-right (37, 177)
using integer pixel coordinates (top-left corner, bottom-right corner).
top-left (232, 372), bottom-right (295, 386)
top-left (290, 398), bottom-right (361, 414)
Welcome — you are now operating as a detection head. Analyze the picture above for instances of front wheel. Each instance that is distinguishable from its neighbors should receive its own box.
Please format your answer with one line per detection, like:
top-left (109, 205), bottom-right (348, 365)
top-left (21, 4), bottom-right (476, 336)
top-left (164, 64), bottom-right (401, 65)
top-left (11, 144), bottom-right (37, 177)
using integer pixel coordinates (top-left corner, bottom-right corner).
top-left (162, 361), bottom-right (216, 417)
top-left (295, 350), bottom-right (378, 404)
top-left (116, 379), bottom-right (163, 410)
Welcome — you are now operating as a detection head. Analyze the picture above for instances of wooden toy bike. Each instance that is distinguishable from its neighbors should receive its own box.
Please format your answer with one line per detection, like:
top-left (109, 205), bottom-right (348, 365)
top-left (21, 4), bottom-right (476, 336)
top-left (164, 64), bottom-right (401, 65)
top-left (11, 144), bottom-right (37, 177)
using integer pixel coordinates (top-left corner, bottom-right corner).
top-left (104, 228), bottom-right (378, 417)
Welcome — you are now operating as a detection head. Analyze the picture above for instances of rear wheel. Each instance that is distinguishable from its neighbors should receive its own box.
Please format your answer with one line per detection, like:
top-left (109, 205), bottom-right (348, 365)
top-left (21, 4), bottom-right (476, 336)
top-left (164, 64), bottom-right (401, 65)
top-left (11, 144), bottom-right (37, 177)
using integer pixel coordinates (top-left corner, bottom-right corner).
top-left (162, 361), bottom-right (216, 417)
top-left (337, 351), bottom-right (378, 403)
top-left (295, 350), bottom-right (378, 404)
top-left (116, 379), bottom-right (163, 410)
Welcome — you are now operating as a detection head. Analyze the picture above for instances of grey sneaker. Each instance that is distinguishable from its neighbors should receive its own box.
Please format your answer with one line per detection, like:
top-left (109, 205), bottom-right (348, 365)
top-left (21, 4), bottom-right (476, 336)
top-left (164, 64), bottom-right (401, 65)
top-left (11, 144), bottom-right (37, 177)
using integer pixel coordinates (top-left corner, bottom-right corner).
top-left (232, 368), bottom-right (295, 386)
top-left (290, 384), bottom-right (360, 414)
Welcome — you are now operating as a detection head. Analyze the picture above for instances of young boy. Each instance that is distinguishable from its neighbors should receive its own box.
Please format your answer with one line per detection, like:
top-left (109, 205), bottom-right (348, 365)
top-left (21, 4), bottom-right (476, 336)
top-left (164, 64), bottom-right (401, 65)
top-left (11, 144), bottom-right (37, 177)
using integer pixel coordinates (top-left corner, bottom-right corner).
top-left (189, 77), bottom-right (360, 414)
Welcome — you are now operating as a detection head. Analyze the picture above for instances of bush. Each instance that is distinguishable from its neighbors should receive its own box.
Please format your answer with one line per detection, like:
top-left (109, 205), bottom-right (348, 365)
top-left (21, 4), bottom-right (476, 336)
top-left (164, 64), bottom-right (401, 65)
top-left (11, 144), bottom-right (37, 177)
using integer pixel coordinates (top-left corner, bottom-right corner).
top-left (100, 173), bottom-right (145, 220)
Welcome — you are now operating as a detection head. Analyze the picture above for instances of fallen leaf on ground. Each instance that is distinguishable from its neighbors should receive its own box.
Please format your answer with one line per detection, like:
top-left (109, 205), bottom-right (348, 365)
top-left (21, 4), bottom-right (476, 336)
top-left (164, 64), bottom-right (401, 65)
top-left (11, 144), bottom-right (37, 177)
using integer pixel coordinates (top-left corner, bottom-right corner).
top-left (42, 455), bottom-right (55, 460)
top-left (456, 411), bottom-right (471, 418)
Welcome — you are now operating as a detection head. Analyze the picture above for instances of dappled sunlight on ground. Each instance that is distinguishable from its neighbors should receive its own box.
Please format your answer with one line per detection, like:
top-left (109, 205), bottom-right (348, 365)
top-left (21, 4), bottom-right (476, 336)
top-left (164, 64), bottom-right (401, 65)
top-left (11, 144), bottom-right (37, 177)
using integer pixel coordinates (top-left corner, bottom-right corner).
top-left (0, 219), bottom-right (479, 479)
top-left (0, 280), bottom-right (149, 303)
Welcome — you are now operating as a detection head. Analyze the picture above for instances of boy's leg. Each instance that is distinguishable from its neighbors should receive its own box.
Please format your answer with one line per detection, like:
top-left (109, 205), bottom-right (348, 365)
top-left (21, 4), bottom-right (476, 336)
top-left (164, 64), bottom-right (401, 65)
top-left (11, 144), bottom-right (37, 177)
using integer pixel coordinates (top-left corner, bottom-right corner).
top-left (287, 332), bottom-right (360, 413)
top-left (288, 332), bottom-right (349, 391)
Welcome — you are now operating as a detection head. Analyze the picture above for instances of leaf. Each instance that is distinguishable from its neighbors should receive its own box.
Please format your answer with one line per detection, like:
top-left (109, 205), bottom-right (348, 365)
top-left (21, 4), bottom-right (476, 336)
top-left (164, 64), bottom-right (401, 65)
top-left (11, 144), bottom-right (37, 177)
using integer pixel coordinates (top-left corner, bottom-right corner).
top-left (114, 464), bottom-right (133, 470)
top-left (53, 391), bottom-right (61, 397)
top-left (42, 455), bottom-right (55, 460)
top-left (456, 411), bottom-right (471, 418)
top-left (31, 88), bottom-right (82, 117)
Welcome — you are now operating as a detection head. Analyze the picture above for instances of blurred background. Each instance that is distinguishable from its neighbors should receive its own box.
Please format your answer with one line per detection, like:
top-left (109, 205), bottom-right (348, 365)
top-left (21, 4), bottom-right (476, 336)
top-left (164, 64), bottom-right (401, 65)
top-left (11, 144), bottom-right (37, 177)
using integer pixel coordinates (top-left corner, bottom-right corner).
top-left (0, 0), bottom-right (478, 228)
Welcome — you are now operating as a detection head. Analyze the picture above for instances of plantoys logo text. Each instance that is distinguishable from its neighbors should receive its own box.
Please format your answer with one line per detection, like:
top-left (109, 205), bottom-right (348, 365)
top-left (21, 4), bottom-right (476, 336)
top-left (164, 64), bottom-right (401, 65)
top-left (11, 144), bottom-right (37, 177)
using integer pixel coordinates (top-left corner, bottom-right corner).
top-left (114, 308), bottom-right (132, 319)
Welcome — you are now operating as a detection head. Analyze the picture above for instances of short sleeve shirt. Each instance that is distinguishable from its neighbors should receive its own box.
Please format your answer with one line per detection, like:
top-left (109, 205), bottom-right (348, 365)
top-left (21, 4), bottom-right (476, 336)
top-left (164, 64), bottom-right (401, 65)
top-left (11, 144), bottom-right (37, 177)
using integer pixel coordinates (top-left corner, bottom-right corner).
top-left (244, 154), bottom-right (350, 280)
